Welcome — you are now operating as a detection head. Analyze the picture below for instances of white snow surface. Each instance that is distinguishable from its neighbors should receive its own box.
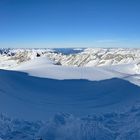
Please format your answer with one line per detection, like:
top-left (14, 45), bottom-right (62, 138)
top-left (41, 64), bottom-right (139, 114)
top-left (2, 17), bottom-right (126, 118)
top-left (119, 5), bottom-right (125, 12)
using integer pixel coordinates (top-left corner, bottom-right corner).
top-left (0, 48), bottom-right (140, 86)
top-left (10, 56), bottom-right (139, 86)
top-left (13, 57), bottom-right (118, 81)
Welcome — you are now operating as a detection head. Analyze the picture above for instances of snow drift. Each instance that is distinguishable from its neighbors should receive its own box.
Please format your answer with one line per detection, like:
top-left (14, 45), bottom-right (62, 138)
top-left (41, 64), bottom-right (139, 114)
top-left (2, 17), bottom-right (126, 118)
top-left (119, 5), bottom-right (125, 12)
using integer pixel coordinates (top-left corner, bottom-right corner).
top-left (1, 104), bottom-right (140, 140)
top-left (0, 69), bottom-right (140, 121)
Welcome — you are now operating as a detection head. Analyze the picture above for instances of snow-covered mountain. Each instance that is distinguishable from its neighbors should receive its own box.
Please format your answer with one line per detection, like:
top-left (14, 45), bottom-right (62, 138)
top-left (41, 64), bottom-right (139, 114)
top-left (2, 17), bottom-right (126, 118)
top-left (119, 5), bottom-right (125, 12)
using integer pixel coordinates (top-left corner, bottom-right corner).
top-left (47, 48), bottom-right (140, 67)
top-left (1, 48), bottom-right (140, 69)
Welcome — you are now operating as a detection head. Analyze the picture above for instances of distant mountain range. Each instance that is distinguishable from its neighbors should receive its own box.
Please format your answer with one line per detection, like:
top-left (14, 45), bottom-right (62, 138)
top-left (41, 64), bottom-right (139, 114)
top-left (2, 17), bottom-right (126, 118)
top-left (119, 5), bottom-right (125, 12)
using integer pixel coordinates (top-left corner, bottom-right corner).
top-left (1, 48), bottom-right (140, 68)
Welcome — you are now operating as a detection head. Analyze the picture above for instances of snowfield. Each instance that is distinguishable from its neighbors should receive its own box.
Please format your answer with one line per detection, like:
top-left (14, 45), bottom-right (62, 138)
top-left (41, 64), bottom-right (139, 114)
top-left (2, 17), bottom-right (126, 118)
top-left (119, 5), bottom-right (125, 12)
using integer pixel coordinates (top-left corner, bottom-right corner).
top-left (12, 57), bottom-right (140, 86)
top-left (1, 48), bottom-right (140, 139)
top-left (1, 48), bottom-right (140, 86)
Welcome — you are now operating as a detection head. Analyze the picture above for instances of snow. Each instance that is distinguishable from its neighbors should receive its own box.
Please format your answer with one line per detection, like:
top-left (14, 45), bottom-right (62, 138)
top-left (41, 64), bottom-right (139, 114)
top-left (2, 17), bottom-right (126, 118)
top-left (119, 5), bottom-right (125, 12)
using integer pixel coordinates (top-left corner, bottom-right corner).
top-left (12, 57), bottom-right (117, 81)
top-left (1, 48), bottom-right (140, 86)
top-left (45, 48), bottom-right (140, 67)
top-left (1, 48), bottom-right (140, 139)
top-left (10, 56), bottom-right (140, 87)
top-left (1, 104), bottom-right (140, 140)
top-left (0, 68), bottom-right (140, 121)
top-left (1, 48), bottom-right (140, 68)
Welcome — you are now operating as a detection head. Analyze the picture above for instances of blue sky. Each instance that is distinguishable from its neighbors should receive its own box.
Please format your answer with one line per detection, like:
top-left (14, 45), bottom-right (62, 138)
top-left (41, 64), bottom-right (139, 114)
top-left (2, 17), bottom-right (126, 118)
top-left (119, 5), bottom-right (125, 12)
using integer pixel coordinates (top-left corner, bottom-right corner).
top-left (0, 0), bottom-right (140, 48)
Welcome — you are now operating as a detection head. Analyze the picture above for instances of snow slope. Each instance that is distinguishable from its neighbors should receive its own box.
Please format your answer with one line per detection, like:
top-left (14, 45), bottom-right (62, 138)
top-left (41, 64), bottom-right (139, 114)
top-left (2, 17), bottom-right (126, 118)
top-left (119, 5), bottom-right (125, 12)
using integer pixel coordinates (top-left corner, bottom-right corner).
top-left (1, 48), bottom-right (140, 86)
top-left (1, 69), bottom-right (140, 139)
top-left (2, 105), bottom-right (140, 140)
top-left (13, 57), bottom-right (119, 80)
top-left (0, 69), bottom-right (140, 121)
top-left (10, 57), bottom-right (140, 87)
top-left (1, 48), bottom-right (140, 139)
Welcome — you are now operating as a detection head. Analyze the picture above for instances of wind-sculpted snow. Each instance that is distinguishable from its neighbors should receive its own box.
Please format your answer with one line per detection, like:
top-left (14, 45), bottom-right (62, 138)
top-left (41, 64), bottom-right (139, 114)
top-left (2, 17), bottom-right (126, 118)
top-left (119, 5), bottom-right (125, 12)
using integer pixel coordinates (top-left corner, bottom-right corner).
top-left (1, 104), bottom-right (140, 140)
top-left (0, 69), bottom-right (140, 121)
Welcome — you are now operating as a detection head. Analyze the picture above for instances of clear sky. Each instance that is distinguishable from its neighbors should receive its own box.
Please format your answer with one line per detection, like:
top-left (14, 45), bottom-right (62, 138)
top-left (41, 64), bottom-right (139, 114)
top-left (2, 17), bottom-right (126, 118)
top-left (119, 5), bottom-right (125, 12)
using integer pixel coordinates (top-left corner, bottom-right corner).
top-left (0, 0), bottom-right (140, 48)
